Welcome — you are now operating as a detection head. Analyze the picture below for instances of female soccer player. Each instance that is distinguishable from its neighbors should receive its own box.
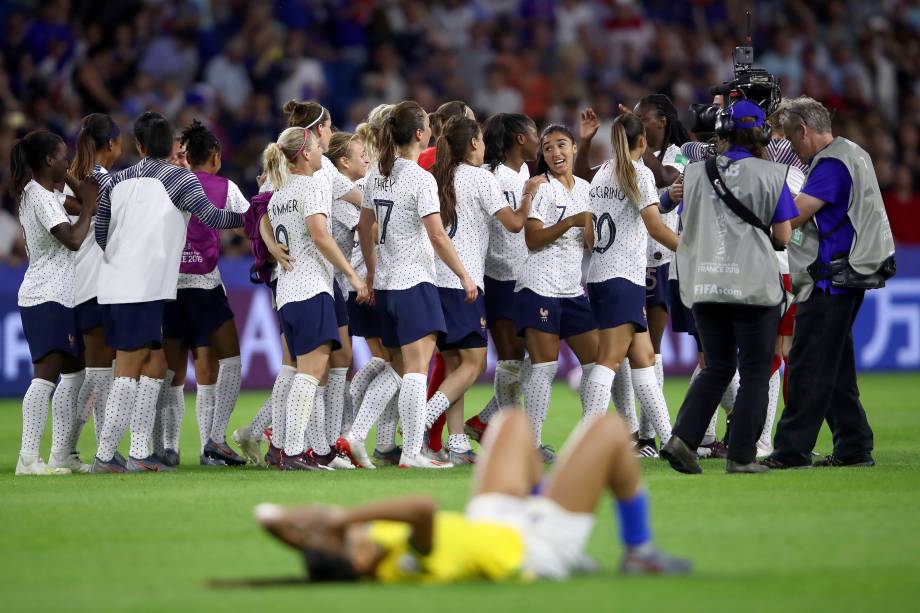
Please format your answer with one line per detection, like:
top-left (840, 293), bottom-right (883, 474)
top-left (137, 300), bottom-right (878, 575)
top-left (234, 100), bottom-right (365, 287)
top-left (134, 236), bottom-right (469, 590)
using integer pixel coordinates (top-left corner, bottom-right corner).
top-left (425, 116), bottom-right (535, 465)
top-left (417, 101), bottom-right (475, 171)
top-left (12, 130), bottom-right (95, 475)
top-left (515, 125), bottom-right (596, 462)
top-left (263, 126), bottom-right (368, 471)
top-left (465, 112), bottom-right (542, 442)
top-left (63, 113), bottom-right (122, 470)
top-left (343, 100), bottom-right (476, 469)
top-left (583, 113), bottom-right (678, 448)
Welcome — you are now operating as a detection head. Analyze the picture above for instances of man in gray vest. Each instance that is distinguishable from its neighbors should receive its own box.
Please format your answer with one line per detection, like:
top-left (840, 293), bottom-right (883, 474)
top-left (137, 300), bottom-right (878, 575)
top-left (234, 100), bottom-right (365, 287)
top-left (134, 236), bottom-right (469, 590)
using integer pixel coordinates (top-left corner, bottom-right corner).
top-left (764, 97), bottom-right (895, 469)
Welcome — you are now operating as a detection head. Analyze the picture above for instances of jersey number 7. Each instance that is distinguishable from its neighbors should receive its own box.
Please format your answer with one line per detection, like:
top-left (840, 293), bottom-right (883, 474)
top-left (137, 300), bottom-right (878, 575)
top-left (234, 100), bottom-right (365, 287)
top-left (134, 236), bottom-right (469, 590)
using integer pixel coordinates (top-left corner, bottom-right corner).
top-left (374, 199), bottom-right (394, 244)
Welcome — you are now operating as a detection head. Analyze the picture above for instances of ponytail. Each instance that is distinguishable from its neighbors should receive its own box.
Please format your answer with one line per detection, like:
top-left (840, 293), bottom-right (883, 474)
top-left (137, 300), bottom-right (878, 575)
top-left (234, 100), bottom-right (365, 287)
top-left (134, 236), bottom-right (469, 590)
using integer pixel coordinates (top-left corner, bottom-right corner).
top-left (483, 112), bottom-right (535, 171)
top-left (429, 100), bottom-right (468, 141)
top-left (72, 113), bottom-right (119, 179)
top-left (262, 127), bottom-right (312, 190)
top-left (355, 104), bottom-right (394, 164)
top-left (283, 99), bottom-right (329, 136)
top-left (431, 116), bottom-right (480, 230)
top-left (611, 114), bottom-right (644, 205)
top-left (378, 100), bottom-right (426, 177)
top-left (9, 130), bottom-right (65, 201)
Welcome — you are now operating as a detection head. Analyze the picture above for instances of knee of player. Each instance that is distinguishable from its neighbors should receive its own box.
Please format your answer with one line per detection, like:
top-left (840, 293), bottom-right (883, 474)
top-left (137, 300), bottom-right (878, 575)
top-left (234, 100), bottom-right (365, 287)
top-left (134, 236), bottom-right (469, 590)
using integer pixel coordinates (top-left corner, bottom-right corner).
top-left (595, 413), bottom-right (632, 448)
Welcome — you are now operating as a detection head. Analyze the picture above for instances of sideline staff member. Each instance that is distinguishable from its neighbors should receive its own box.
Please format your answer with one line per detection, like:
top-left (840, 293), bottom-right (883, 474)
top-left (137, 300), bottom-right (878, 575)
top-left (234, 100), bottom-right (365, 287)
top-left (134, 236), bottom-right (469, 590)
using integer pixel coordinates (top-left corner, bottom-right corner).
top-left (660, 100), bottom-right (796, 474)
top-left (765, 97), bottom-right (895, 469)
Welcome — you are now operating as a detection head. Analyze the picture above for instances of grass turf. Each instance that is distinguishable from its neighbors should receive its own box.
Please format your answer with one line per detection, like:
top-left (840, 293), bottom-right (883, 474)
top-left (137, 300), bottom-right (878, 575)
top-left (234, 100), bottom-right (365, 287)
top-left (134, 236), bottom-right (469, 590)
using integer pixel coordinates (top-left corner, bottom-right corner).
top-left (1, 374), bottom-right (919, 612)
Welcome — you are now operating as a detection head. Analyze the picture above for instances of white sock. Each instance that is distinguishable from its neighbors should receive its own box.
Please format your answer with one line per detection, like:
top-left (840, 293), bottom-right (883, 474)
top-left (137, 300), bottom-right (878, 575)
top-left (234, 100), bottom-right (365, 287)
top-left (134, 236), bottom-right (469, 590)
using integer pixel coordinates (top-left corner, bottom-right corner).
top-left (632, 366), bottom-right (672, 444)
top-left (351, 365), bottom-right (400, 441)
top-left (374, 394), bottom-right (399, 452)
top-left (325, 367), bottom-right (348, 445)
top-left (613, 358), bottom-right (639, 434)
top-left (306, 386), bottom-right (331, 455)
top-left (581, 363), bottom-right (614, 420)
top-left (88, 367), bottom-right (113, 449)
top-left (654, 354), bottom-right (664, 388)
top-left (74, 368), bottom-right (107, 451)
top-left (152, 390), bottom-right (165, 457)
top-left (195, 383), bottom-right (216, 452)
top-left (130, 376), bottom-right (163, 459)
top-left (399, 373), bottom-right (427, 457)
top-left (639, 356), bottom-right (664, 440)
top-left (494, 359), bottom-right (523, 408)
top-left (21, 378), bottom-right (55, 456)
top-left (721, 370), bottom-right (740, 416)
top-left (250, 396), bottom-right (273, 438)
top-left (154, 370), bottom-right (175, 456)
top-left (424, 390), bottom-right (451, 429)
top-left (211, 356), bottom-right (242, 444)
top-left (759, 369), bottom-right (780, 450)
top-left (479, 397), bottom-right (499, 424)
top-left (51, 370), bottom-right (83, 457)
top-left (701, 411), bottom-right (718, 446)
top-left (284, 373), bottom-right (318, 456)
top-left (447, 432), bottom-right (472, 453)
top-left (522, 361), bottom-right (558, 446)
top-left (349, 356), bottom-right (386, 411)
top-left (163, 385), bottom-right (184, 451)
top-left (96, 377), bottom-right (138, 462)
top-left (341, 378), bottom-right (353, 433)
top-left (270, 365), bottom-right (297, 449)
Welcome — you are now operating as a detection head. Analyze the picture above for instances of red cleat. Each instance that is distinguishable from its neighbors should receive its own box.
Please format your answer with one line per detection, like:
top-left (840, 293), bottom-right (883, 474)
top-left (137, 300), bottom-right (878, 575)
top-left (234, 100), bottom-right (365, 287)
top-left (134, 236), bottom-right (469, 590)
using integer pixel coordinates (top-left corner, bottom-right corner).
top-left (464, 415), bottom-right (488, 443)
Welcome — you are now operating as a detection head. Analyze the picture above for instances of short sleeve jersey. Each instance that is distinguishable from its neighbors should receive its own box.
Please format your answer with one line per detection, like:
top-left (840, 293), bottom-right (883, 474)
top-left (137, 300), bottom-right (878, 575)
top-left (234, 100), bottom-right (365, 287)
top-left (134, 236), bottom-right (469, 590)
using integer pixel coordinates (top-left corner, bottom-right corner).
top-left (316, 155), bottom-right (354, 202)
top-left (484, 163), bottom-right (529, 281)
top-left (18, 180), bottom-right (76, 308)
top-left (644, 144), bottom-right (684, 267)
top-left (331, 173), bottom-right (362, 292)
top-left (362, 157), bottom-right (440, 291)
top-left (515, 175), bottom-right (591, 298)
top-left (588, 160), bottom-right (658, 286)
top-left (268, 174), bottom-right (333, 309)
top-left (436, 164), bottom-right (506, 289)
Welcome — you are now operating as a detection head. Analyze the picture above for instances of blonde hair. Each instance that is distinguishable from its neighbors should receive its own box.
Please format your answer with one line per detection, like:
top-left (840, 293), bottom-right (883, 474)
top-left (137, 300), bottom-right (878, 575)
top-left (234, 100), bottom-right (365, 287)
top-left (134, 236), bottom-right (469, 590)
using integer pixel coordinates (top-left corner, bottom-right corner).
top-left (261, 126), bottom-right (313, 190)
top-left (611, 114), bottom-right (644, 206)
top-left (325, 131), bottom-right (358, 170)
top-left (355, 103), bottom-right (394, 163)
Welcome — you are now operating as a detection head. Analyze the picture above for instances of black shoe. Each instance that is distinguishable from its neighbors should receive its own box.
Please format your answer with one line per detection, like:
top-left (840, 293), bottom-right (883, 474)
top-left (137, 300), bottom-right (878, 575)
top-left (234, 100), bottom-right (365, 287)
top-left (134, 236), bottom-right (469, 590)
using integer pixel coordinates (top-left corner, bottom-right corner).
top-left (203, 440), bottom-right (247, 466)
top-left (760, 455), bottom-right (812, 470)
top-left (813, 454), bottom-right (875, 468)
top-left (726, 459), bottom-right (770, 474)
top-left (373, 445), bottom-right (402, 466)
top-left (161, 449), bottom-right (180, 467)
top-left (660, 437), bottom-right (702, 474)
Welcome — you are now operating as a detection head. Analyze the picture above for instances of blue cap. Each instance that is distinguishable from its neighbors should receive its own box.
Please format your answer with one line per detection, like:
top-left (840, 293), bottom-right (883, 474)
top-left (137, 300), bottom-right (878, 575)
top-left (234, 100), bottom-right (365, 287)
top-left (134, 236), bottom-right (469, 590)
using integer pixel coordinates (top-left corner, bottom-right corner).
top-left (729, 100), bottom-right (765, 129)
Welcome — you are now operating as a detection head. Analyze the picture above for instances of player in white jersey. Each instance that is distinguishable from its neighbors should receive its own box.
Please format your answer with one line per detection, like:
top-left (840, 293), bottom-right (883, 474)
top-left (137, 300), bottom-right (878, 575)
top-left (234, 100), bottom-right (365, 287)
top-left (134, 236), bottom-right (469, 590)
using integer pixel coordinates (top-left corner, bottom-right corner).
top-left (514, 125), bottom-right (596, 462)
top-left (263, 126), bottom-right (368, 471)
top-left (463, 113), bottom-right (543, 444)
top-left (11, 131), bottom-right (96, 475)
top-left (422, 116), bottom-right (535, 465)
top-left (340, 101), bottom-right (476, 470)
top-left (583, 113), bottom-right (680, 453)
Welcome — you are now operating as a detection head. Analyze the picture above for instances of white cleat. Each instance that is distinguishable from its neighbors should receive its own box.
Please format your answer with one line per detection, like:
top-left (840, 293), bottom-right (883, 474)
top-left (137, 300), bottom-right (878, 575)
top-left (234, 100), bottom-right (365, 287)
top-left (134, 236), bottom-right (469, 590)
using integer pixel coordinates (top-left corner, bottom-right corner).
top-left (756, 443), bottom-right (774, 460)
top-left (329, 454), bottom-right (356, 470)
top-left (16, 456), bottom-right (71, 476)
top-left (233, 427), bottom-right (264, 466)
top-left (48, 453), bottom-right (92, 473)
top-left (399, 453), bottom-right (453, 469)
top-left (336, 434), bottom-right (375, 469)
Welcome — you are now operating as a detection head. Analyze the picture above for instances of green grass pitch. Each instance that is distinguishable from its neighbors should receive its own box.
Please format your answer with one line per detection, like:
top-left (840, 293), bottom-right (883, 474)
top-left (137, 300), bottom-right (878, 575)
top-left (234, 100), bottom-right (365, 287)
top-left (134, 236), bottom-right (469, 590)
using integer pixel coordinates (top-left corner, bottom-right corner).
top-left (1, 374), bottom-right (919, 612)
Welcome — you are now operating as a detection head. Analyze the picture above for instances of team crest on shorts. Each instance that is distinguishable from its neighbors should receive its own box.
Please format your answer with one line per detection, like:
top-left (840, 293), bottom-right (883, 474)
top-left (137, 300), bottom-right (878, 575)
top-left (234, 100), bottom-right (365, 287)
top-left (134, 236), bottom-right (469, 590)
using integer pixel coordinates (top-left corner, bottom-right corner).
top-left (539, 307), bottom-right (549, 323)
top-left (480, 316), bottom-right (487, 329)
top-left (68, 334), bottom-right (76, 347)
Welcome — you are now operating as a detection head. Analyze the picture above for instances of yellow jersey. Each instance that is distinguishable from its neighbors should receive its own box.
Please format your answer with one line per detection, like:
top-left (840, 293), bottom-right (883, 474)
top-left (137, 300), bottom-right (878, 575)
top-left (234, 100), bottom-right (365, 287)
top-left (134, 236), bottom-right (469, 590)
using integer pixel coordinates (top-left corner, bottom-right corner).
top-left (368, 511), bottom-right (527, 583)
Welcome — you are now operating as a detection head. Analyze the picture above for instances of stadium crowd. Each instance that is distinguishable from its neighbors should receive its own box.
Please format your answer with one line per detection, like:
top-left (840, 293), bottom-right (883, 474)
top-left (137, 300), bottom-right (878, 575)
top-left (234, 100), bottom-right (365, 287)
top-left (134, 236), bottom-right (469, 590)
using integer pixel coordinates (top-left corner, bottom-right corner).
top-left (1, 0), bottom-right (920, 266)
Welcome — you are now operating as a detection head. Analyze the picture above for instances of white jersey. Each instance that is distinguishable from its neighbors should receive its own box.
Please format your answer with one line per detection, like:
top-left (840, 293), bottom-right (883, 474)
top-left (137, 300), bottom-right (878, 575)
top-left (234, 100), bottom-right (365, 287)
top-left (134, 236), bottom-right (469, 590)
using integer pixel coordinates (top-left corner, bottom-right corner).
top-left (268, 174), bottom-right (334, 309)
top-left (484, 163), bottom-right (528, 281)
top-left (18, 181), bottom-right (76, 308)
top-left (436, 164), bottom-right (506, 289)
top-left (361, 157), bottom-right (440, 291)
top-left (316, 155), bottom-right (354, 202)
top-left (588, 160), bottom-right (658, 286)
top-left (515, 175), bottom-right (591, 298)
top-left (644, 144), bottom-right (684, 267)
top-left (177, 178), bottom-right (250, 290)
top-left (63, 165), bottom-right (106, 305)
top-left (332, 174), bottom-right (364, 292)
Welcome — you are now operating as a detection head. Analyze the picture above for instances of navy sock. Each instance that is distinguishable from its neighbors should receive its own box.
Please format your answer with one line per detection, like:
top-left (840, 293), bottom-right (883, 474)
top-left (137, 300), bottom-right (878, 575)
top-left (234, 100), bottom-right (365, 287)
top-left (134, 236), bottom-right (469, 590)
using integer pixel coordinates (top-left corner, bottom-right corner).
top-left (616, 489), bottom-right (651, 547)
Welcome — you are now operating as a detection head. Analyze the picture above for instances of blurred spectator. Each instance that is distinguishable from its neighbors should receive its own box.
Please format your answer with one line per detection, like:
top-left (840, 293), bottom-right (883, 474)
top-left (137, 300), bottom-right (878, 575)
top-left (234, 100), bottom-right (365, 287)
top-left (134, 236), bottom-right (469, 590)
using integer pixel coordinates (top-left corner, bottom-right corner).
top-left (884, 165), bottom-right (920, 244)
top-left (474, 64), bottom-right (522, 116)
top-left (205, 37), bottom-right (251, 114)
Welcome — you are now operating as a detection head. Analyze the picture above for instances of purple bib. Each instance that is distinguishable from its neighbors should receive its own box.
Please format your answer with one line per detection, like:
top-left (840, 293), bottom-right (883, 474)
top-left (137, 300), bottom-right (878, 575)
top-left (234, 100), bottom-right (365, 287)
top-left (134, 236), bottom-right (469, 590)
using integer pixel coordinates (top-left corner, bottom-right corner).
top-left (180, 172), bottom-right (228, 275)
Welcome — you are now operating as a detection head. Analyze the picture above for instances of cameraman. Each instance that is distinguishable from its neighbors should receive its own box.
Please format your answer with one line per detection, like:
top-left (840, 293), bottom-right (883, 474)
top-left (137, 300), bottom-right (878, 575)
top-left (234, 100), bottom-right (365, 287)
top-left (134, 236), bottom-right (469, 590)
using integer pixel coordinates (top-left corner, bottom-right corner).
top-left (660, 101), bottom-right (796, 474)
top-left (765, 97), bottom-right (895, 469)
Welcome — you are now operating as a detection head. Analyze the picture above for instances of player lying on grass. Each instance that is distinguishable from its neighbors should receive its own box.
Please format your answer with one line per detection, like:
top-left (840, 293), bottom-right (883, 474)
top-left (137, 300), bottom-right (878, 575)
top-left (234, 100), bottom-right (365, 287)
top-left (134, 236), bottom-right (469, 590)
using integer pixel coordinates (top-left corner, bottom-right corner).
top-left (254, 409), bottom-right (691, 582)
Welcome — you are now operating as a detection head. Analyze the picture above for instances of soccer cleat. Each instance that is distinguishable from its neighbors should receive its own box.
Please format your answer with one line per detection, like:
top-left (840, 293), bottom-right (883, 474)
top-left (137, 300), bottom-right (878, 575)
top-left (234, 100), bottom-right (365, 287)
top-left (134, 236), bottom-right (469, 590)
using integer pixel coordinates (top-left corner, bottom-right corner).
top-left (726, 459), bottom-right (770, 474)
top-left (203, 440), bottom-right (247, 466)
top-left (373, 446), bottom-right (402, 466)
top-left (126, 455), bottom-right (176, 472)
top-left (91, 456), bottom-right (127, 473)
top-left (329, 454), bottom-right (356, 470)
top-left (635, 444), bottom-right (659, 459)
top-left (49, 453), bottom-right (92, 473)
top-left (279, 451), bottom-right (323, 471)
top-left (422, 431), bottom-right (449, 463)
top-left (306, 449), bottom-right (336, 471)
top-left (233, 427), bottom-right (264, 466)
top-left (755, 443), bottom-right (773, 460)
top-left (620, 545), bottom-right (693, 575)
top-left (336, 435), bottom-right (375, 469)
top-left (161, 448), bottom-right (181, 467)
top-left (264, 444), bottom-right (282, 469)
top-left (17, 456), bottom-right (71, 476)
top-left (813, 454), bottom-right (875, 468)
top-left (464, 415), bottom-right (488, 443)
top-left (537, 444), bottom-right (556, 464)
top-left (200, 453), bottom-right (227, 467)
top-left (448, 448), bottom-right (477, 465)
top-left (697, 440), bottom-right (728, 459)
top-left (660, 436), bottom-right (702, 474)
top-left (113, 451), bottom-right (127, 467)
top-left (399, 453), bottom-right (453, 469)
top-left (759, 455), bottom-right (812, 470)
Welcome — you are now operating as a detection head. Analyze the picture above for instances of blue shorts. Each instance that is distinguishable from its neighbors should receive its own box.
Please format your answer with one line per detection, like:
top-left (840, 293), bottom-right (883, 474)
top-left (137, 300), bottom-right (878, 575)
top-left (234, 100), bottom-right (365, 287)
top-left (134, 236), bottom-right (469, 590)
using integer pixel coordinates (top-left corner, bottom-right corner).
top-left (645, 264), bottom-right (670, 311)
top-left (163, 287), bottom-right (235, 348)
top-left (347, 291), bottom-right (379, 339)
top-left (279, 293), bottom-right (342, 357)
top-left (484, 276), bottom-right (518, 326)
top-left (668, 280), bottom-right (701, 351)
top-left (20, 302), bottom-right (83, 362)
top-left (587, 278), bottom-right (648, 332)
top-left (376, 283), bottom-right (446, 349)
top-left (103, 300), bottom-right (165, 351)
top-left (332, 279), bottom-right (348, 328)
top-left (514, 288), bottom-right (596, 338)
top-left (437, 288), bottom-right (488, 351)
top-left (76, 298), bottom-right (104, 333)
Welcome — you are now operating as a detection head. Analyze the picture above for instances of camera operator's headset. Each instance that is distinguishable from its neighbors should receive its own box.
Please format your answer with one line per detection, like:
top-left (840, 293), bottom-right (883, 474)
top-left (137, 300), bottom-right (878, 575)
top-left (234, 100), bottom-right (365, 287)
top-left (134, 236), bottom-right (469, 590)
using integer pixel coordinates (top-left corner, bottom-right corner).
top-left (714, 100), bottom-right (772, 145)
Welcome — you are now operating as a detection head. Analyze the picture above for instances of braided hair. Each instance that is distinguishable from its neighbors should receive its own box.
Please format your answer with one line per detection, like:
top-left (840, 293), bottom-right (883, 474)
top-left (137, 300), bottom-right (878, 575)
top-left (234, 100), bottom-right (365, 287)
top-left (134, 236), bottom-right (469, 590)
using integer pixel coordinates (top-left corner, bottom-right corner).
top-left (638, 94), bottom-right (690, 162)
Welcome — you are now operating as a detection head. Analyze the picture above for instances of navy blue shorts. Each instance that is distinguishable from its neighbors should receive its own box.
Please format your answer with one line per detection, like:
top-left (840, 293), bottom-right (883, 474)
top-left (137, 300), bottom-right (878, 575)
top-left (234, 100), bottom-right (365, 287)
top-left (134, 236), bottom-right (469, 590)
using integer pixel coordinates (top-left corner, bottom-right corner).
top-left (163, 287), bottom-right (235, 349)
top-left (484, 276), bottom-right (517, 326)
top-left (376, 283), bottom-right (446, 349)
top-left (279, 293), bottom-right (342, 357)
top-left (437, 288), bottom-right (487, 351)
top-left (347, 291), bottom-right (379, 339)
top-left (103, 300), bottom-right (165, 351)
top-left (332, 279), bottom-right (348, 328)
top-left (514, 288), bottom-right (596, 339)
top-left (587, 278), bottom-right (648, 332)
top-left (20, 302), bottom-right (83, 362)
top-left (645, 264), bottom-right (670, 311)
top-left (668, 279), bottom-right (701, 351)
top-left (76, 298), bottom-right (104, 333)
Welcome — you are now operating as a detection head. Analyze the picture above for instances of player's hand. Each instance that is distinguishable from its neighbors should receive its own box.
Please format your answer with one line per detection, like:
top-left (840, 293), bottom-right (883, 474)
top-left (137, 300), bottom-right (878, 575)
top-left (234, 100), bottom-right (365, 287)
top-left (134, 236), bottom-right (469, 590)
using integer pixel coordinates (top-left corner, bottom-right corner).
top-left (268, 242), bottom-right (295, 271)
top-left (461, 275), bottom-right (478, 304)
top-left (579, 107), bottom-right (599, 141)
top-left (618, 103), bottom-right (634, 115)
top-left (364, 273), bottom-right (376, 305)
top-left (350, 274), bottom-right (369, 304)
top-left (669, 174), bottom-right (684, 203)
top-left (523, 174), bottom-right (547, 197)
